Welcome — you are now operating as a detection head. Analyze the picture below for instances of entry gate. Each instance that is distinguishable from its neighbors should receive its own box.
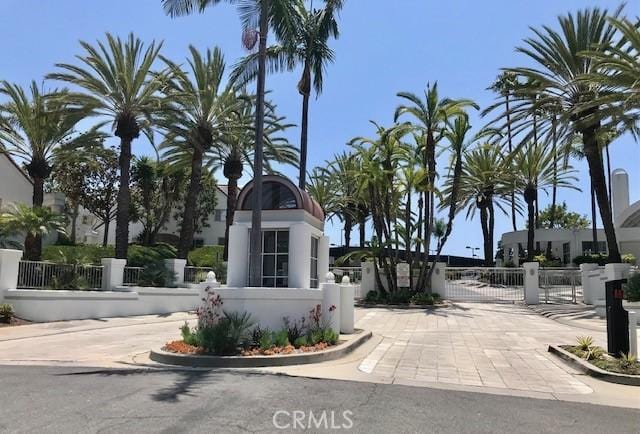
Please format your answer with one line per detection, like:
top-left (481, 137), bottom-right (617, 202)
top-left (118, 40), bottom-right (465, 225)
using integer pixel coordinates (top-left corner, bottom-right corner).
top-left (538, 268), bottom-right (581, 304)
top-left (444, 267), bottom-right (524, 303)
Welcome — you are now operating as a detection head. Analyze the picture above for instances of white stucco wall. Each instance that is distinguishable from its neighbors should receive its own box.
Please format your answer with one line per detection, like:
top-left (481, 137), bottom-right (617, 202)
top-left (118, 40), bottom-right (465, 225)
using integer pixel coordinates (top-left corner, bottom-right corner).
top-left (0, 154), bottom-right (32, 209)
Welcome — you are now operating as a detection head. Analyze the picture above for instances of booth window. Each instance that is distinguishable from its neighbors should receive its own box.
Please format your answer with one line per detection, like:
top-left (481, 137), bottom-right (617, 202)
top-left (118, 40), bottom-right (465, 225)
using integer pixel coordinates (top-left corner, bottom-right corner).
top-left (310, 237), bottom-right (319, 288)
top-left (262, 230), bottom-right (289, 287)
top-left (241, 181), bottom-right (298, 210)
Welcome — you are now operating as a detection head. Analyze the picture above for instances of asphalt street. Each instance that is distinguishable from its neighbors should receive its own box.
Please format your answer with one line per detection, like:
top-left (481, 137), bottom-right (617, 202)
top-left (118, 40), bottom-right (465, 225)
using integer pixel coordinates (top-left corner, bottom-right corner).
top-left (0, 366), bottom-right (638, 433)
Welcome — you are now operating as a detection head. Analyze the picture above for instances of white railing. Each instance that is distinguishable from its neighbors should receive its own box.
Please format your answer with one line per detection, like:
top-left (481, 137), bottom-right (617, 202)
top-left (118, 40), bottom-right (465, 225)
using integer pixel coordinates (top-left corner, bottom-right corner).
top-left (329, 266), bottom-right (362, 283)
top-left (184, 266), bottom-right (213, 283)
top-left (17, 260), bottom-right (103, 290)
top-left (123, 267), bottom-right (144, 286)
top-left (444, 267), bottom-right (525, 302)
top-left (539, 268), bottom-right (581, 304)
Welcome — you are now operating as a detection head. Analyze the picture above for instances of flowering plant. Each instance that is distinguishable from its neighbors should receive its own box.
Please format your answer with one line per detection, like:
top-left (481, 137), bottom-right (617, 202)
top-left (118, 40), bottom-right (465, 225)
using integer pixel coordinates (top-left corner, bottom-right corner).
top-left (196, 286), bottom-right (223, 328)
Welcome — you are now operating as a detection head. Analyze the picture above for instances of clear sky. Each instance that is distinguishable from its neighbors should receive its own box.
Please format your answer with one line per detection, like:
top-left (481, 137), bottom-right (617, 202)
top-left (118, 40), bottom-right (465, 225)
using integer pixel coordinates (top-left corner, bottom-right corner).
top-left (1, 0), bottom-right (638, 257)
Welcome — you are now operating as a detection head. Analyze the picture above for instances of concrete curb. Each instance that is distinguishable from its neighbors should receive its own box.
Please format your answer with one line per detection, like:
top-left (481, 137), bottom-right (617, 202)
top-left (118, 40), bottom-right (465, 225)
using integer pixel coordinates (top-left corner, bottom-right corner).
top-left (548, 345), bottom-right (640, 386)
top-left (355, 302), bottom-right (449, 310)
top-left (150, 329), bottom-right (372, 368)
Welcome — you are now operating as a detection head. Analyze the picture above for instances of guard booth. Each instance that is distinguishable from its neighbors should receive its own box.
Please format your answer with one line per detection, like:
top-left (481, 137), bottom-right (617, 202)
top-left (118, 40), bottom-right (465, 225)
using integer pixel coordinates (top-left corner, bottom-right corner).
top-left (226, 175), bottom-right (330, 289)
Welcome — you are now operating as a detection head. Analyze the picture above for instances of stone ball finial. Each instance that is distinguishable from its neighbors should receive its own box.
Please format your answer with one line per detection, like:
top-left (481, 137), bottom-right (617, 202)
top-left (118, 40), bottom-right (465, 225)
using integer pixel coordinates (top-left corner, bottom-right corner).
top-left (206, 271), bottom-right (217, 283)
top-left (326, 271), bottom-right (335, 283)
top-left (341, 275), bottom-right (351, 284)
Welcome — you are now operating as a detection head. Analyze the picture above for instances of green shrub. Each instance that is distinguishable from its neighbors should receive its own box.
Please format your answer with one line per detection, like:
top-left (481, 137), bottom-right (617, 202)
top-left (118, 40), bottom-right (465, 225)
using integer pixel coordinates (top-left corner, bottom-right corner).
top-left (272, 329), bottom-right (290, 347)
top-left (283, 316), bottom-right (306, 344)
top-left (127, 244), bottom-right (177, 267)
top-left (321, 328), bottom-right (339, 345)
top-left (364, 290), bottom-right (380, 303)
top-left (180, 322), bottom-right (198, 346)
top-left (622, 253), bottom-right (637, 265)
top-left (0, 303), bottom-right (13, 323)
top-left (258, 328), bottom-right (274, 350)
top-left (307, 329), bottom-right (324, 346)
top-left (42, 244), bottom-right (177, 268)
top-left (188, 246), bottom-right (224, 267)
top-left (194, 311), bottom-right (254, 355)
top-left (136, 260), bottom-right (176, 287)
top-left (533, 254), bottom-right (561, 268)
top-left (293, 336), bottom-right (308, 348)
top-left (572, 254), bottom-right (608, 266)
top-left (387, 289), bottom-right (412, 304)
top-left (624, 273), bottom-right (640, 302)
top-left (410, 292), bottom-right (435, 305)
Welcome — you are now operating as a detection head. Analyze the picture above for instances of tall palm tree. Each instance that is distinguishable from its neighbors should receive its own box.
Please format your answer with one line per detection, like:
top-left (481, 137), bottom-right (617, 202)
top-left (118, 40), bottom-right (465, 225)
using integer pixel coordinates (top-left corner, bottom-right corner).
top-left (163, 0), bottom-right (296, 286)
top-left (211, 96), bottom-right (298, 260)
top-left (508, 6), bottom-right (624, 262)
top-left (47, 33), bottom-right (165, 259)
top-left (451, 143), bottom-right (514, 266)
top-left (394, 83), bottom-right (477, 289)
top-left (0, 81), bottom-right (99, 259)
top-left (233, 0), bottom-right (343, 188)
top-left (159, 46), bottom-right (239, 258)
top-left (512, 143), bottom-right (578, 261)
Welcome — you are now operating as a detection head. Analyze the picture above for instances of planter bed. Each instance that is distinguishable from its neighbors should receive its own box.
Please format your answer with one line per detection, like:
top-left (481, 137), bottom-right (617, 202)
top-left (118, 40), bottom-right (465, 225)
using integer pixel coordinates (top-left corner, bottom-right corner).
top-left (150, 329), bottom-right (372, 368)
top-left (0, 317), bottom-right (31, 328)
top-left (548, 345), bottom-right (640, 386)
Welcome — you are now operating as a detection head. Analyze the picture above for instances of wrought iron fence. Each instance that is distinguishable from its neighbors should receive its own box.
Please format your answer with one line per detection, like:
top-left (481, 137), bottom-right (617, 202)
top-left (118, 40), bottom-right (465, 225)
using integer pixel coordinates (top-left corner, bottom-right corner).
top-left (184, 266), bottom-right (214, 284)
top-left (539, 268), bottom-right (581, 304)
top-left (329, 266), bottom-right (362, 283)
top-left (122, 267), bottom-right (144, 286)
top-left (17, 260), bottom-right (103, 290)
top-left (444, 267), bottom-right (525, 302)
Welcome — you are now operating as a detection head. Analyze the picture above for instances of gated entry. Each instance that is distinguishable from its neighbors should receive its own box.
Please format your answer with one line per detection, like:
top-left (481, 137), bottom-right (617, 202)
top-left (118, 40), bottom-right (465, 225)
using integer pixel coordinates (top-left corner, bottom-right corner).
top-left (539, 268), bottom-right (581, 304)
top-left (444, 267), bottom-right (524, 303)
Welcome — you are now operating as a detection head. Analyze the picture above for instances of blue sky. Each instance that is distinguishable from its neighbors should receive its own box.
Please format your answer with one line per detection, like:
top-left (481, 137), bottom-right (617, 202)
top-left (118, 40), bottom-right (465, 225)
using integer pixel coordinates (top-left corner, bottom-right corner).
top-left (1, 0), bottom-right (638, 256)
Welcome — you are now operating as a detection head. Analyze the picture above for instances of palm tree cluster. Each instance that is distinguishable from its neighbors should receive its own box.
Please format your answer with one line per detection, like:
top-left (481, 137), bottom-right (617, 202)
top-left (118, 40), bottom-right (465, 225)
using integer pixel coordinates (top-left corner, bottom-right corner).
top-left (1, 0), bottom-right (344, 266)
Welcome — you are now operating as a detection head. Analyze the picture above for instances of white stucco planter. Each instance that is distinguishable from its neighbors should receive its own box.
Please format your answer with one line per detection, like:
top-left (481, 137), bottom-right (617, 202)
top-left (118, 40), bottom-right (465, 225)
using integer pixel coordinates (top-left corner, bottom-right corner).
top-left (623, 301), bottom-right (640, 325)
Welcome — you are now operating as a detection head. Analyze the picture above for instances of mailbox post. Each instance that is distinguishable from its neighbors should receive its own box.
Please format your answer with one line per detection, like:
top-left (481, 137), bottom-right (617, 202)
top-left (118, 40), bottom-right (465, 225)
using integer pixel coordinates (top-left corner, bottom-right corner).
top-left (605, 279), bottom-right (630, 356)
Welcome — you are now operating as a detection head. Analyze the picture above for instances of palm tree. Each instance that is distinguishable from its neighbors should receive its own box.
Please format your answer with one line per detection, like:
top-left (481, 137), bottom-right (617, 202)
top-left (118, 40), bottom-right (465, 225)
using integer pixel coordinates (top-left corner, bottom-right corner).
top-left (47, 33), bottom-right (165, 260)
top-left (512, 143), bottom-right (578, 261)
top-left (452, 143), bottom-right (514, 266)
top-left (159, 46), bottom-right (239, 259)
top-left (233, 0), bottom-right (344, 188)
top-left (163, 0), bottom-right (296, 285)
top-left (211, 96), bottom-right (298, 259)
top-left (0, 81), bottom-right (99, 259)
top-left (394, 83), bottom-right (477, 289)
top-left (0, 203), bottom-right (66, 259)
top-left (508, 6), bottom-right (625, 262)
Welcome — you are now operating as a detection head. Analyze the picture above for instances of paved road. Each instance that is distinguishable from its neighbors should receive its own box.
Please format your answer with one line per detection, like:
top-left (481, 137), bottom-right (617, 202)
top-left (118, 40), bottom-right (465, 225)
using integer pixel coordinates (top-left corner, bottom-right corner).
top-left (0, 366), bottom-right (638, 433)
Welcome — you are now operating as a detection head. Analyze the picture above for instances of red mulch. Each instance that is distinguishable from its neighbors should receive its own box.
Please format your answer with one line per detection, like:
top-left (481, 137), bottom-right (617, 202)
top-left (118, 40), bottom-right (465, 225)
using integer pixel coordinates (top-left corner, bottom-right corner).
top-left (163, 340), bottom-right (336, 356)
top-left (0, 317), bottom-right (32, 328)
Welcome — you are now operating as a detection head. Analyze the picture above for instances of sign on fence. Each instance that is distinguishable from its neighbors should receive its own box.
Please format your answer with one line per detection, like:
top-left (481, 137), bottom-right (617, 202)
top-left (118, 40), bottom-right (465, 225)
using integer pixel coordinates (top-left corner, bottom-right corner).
top-left (397, 262), bottom-right (410, 288)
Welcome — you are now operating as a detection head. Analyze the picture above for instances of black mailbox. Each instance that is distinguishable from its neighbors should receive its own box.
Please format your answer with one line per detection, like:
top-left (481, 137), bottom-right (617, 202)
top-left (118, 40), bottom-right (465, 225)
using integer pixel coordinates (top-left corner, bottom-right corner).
top-left (605, 279), bottom-right (629, 357)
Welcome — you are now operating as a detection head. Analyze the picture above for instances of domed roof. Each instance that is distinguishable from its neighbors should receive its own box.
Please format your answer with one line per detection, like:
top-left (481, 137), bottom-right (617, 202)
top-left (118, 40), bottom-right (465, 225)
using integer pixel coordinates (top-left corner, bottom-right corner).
top-left (237, 175), bottom-right (325, 221)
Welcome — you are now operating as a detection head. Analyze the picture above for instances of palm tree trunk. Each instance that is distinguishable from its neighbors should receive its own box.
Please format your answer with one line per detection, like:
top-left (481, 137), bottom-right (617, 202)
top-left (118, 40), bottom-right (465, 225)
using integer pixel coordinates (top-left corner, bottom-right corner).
top-left (606, 144), bottom-right (612, 210)
top-left (488, 200), bottom-right (495, 266)
top-left (505, 93), bottom-right (517, 232)
top-left (546, 117), bottom-right (558, 258)
top-left (102, 218), bottom-right (110, 247)
top-left (583, 127), bottom-right (620, 262)
top-left (591, 181), bottom-right (598, 255)
top-left (25, 176), bottom-right (45, 261)
top-left (115, 137), bottom-right (133, 259)
top-left (177, 148), bottom-right (203, 259)
top-left (344, 215), bottom-right (352, 248)
top-left (223, 176), bottom-right (240, 261)
top-left (298, 64), bottom-right (311, 189)
top-left (248, 1), bottom-right (269, 287)
top-left (358, 214), bottom-right (366, 248)
top-left (480, 205), bottom-right (491, 266)
top-left (70, 204), bottom-right (79, 245)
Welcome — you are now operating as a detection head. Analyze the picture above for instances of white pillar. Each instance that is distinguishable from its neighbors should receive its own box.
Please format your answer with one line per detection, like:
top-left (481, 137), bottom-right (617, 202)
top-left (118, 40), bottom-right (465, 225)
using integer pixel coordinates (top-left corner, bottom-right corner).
top-left (523, 262), bottom-right (540, 305)
top-left (580, 263), bottom-right (599, 304)
top-left (361, 261), bottom-right (376, 295)
top-left (289, 223), bottom-right (311, 288)
top-left (629, 311), bottom-right (637, 358)
top-left (165, 259), bottom-right (187, 286)
top-left (101, 258), bottom-right (126, 291)
top-left (321, 276), bottom-right (340, 335)
top-left (611, 169), bottom-right (629, 226)
top-left (431, 262), bottom-right (446, 295)
top-left (339, 280), bottom-right (355, 334)
top-left (317, 235), bottom-right (330, 284)
top-left (227, 224), bottom-right (249, 287)
top-left (0, 249), bottom-right (22, 302)
top-left (512, 244), bottom-right (520, 266)
top-left (605, 263), bottom-right (630, 281)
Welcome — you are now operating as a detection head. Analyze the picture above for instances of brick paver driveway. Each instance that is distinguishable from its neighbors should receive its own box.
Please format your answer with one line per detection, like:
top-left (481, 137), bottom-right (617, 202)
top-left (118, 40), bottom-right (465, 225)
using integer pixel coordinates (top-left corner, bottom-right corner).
top-left (355, 303), bottom-right (597, 394)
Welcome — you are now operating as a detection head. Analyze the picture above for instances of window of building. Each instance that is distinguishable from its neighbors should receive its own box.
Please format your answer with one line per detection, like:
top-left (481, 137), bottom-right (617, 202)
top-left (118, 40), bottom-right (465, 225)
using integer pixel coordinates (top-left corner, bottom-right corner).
top-left (563, 242), bottom-right (571, 265)
top-left (241, 181), bottom-right (298, 210)
top-left (217, 237), bottom-right (225, 246)
top-left (214, 209), bottom-right (224, 222)
top-left (261, 230), bottom-right (289, 287)
top-left (192, 238), bottom-right (204, 248)
top-left (582, 241), bottom-right (607, 255)
top-left (310, 237), bottom-right (319, 288)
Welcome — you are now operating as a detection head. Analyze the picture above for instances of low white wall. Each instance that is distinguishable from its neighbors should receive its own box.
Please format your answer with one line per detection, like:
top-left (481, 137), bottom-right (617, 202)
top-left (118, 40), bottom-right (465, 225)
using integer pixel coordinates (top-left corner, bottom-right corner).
top-left (5, 287), bottom-right (200, 322)
top-left (217, 287), bottom-right (324, 330)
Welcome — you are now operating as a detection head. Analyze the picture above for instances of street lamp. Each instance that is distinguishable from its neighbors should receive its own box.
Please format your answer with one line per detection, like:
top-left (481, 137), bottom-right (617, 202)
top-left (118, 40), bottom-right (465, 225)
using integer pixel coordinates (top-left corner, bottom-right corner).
top-left (466, 246), bottom-right (479, 259)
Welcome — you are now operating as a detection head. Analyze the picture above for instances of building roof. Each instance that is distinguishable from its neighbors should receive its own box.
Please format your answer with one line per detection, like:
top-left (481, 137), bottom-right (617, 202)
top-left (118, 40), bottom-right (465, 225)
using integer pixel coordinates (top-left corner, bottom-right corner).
top-left (0, 152), bottom-right (33, 185)
top-left (237, 174), bottom-right (325, 221)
